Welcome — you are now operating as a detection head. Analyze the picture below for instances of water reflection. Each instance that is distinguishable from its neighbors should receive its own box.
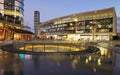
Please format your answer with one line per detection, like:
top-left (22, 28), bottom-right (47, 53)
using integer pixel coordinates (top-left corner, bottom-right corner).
top-left (0, 51), bottom-right (23, 75)
top-left (70, 53), bottom-right (113, 74)
top-left (32, 55), bottom-right (40, 70)
top-left (0, 49), bottom-right (118, 75)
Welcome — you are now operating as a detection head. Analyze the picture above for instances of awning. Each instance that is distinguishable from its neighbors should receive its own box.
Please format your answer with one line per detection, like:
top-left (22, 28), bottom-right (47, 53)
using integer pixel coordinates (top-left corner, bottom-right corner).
top-left (8, 28), bottom-right (34, 34)
top-left (13, 29), bottom-right (34, 34)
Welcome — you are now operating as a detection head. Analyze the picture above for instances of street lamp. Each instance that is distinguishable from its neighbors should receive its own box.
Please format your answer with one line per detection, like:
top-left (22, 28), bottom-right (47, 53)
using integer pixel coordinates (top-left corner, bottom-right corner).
top-left (74, 18), bottom-right (78, 33)
top-left (90, 21), bottom-right (96, 41)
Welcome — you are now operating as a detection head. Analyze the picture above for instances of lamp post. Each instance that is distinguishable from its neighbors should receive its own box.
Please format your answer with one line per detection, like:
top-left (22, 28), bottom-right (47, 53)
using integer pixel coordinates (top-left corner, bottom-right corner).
top-left (75, 18), bottom-right (78, 33)
top-left (92, 24), bottom-right (95, 41)
top-left (90, 21), bottom-right (96, 41)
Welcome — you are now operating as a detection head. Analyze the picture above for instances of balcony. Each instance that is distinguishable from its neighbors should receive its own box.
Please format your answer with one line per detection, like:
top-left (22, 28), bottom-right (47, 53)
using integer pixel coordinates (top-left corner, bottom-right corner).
top-left (0, 15), bottom-right (22, 26)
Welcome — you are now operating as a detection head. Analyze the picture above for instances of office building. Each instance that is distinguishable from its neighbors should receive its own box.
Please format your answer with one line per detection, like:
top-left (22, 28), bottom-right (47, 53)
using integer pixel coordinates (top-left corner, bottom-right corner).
top-left (39, 7), bottom-right (117, 41)
top-left (0, 0), bottom-right (33, 41)
top-left (34, 11), bottom-right (40, 38)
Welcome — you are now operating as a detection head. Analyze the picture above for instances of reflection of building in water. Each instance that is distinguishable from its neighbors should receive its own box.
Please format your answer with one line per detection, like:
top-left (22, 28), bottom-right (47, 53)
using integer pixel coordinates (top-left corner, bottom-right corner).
top-left (70, 49), bottom-right (115, 74)
top-left (0, 51), bottom-right (23, 75)
top-left (32, 55), bottom-right (40, 70)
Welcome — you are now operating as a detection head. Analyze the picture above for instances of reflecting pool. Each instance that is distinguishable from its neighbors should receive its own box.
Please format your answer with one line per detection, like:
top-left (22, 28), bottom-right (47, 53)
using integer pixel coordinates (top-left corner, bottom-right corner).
top-left (0, 49), bottom-right (119, 75)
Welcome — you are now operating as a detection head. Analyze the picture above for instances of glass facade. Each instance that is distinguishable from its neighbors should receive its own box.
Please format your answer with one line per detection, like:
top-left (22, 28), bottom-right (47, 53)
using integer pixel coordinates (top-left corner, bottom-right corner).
top-left (4, 0), bottom-right (24, 18)
top-left (0, 0), bottom-right (24, 24)
top-left (0, 0), bottom-right (24, 25)
top-left (34, 11), bottom-right (40, 38)
top-left (40, 7), bottom-right (117, 41)
top-left (0, 0), bottom-right (25, 41)
top-left (42, 13), bottom-right (113, 33)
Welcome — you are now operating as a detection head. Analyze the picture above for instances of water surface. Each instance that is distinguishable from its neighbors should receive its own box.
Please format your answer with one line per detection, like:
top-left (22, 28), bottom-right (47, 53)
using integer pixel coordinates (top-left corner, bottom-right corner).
top-left (0, 49), bottom-right (119, 75)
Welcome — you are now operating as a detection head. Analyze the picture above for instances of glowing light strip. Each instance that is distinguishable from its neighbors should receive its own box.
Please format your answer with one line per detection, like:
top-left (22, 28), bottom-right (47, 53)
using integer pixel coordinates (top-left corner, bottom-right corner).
top-left (19, 45), bottom-right (85, 52)
top-left (4, 10), bottom-right (23, 17)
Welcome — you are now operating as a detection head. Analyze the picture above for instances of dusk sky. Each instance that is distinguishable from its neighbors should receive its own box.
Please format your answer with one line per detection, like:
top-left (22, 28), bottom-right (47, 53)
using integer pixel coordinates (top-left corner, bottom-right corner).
top-left (24, 0), bottom-right (120, 32)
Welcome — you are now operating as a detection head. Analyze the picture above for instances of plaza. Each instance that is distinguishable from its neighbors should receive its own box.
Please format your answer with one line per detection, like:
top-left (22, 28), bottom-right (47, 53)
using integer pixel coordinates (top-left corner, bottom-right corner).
top-left (0, 0), bottom-right (120, 75)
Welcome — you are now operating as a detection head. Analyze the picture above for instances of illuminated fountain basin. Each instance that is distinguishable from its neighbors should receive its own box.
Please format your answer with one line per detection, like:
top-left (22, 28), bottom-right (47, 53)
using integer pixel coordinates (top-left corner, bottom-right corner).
top-left (0, 41), bottom-right (118, 75)
top-left (19, 44), bottom-right (86, 53)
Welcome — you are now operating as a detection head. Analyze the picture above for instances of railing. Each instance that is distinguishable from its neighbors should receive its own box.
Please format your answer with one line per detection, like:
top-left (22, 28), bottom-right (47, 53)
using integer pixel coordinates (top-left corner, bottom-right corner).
top-left (2, 40), bottom-right (120, 55)
top-left (13, 40), bottom-right (83, 46)
top-left (0, 15), bottom-right (22, 25)
top-left (12, 40), bottom-right (88, 53)
top-left (1, 39), bottom-right (120, 54)
top-left (96, 41), bottom-right (120, 54)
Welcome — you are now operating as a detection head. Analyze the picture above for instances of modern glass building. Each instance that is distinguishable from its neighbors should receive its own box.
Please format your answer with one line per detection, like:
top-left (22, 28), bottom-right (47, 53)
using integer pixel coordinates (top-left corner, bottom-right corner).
top-left (39, 7), bottom-right (117, 41)
top-left (0, 0), bottom-right (24, 24)
top-left (34, 11), bottom-right (40, 38)
top-left (0, 0), bottom-right (33, 41)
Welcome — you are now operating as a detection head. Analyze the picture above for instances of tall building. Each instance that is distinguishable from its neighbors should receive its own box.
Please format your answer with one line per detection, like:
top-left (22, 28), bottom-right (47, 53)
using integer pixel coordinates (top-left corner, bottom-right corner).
top-left (0, 0), bottom-right (24, 24)
top-left (0, 0), bottom-right (33, 41)
top-left (39, 7), bottom-right (117, 41)
top-left (34, 11), bottom-right (40, 38)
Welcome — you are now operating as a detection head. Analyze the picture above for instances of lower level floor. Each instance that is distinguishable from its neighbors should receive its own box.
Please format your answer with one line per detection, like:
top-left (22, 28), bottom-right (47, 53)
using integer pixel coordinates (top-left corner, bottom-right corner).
top-left (39, 33), bottom-right (116, 41)
top-left (0, 21), bottom-right (34, 41)
top-left (0, 28), bottom-right (33, 41)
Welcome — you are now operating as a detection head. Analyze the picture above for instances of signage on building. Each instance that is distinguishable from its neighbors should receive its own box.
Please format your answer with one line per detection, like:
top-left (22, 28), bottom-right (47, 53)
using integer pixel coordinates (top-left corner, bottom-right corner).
top-left (76, 31), bottom-right (84, 33)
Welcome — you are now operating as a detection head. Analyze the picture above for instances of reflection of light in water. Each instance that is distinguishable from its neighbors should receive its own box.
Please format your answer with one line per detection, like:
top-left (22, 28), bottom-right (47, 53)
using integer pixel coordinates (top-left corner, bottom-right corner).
top-left (72, 59), bottom-right (78, 70)
top-left (108, 52), bottom-right (111, 59)
top-left (73, 59), bottom-right (78, 63)
top-left (97, 58), bottom-right (102, 66)
top-left (102, 49), bottom-right (107, 56)
top-left (77, 56), bottom-right (80, 60)
top-left (25, 55), bottom-right (32, 59)
top-left (19, 54), bottom-right (25, 59)
top-left (19, 54), bottom-right (32, 59)
top-left (70, 54), bottom-right (74, 59)
top-left (0, 68), bottom-right (4, 75)
top-left (85, 58), bottom-right (89, 64)
top-left (97, 46), bottom-right (108, 56)
top-left (93, 67), bottom-right (97, 72)
top-left (89, 56), bottom-right (92, 61)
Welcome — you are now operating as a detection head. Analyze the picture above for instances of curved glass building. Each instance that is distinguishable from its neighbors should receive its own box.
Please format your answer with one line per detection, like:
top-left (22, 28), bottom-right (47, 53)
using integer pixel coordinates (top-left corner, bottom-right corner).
top-left (0, 0), bottom-right (24, 25)
top-left (0, 0), bottom-right (33, 41)
top-left (39, 7), bottom-right (117, 41)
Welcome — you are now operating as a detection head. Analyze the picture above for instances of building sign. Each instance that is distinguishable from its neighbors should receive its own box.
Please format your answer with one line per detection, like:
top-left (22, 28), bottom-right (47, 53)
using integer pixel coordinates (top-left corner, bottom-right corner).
top-left (76, 31), bottom-right (84, 33)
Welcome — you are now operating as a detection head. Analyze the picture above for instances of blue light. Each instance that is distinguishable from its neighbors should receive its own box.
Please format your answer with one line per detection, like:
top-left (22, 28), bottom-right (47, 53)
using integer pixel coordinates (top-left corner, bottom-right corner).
top-left (19, 54), bottom-right (25, 59)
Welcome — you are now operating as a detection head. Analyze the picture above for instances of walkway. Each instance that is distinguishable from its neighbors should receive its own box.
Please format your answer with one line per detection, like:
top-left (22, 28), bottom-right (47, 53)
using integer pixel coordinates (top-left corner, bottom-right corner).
top-left (97, 41), bottom-right (120, 54)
